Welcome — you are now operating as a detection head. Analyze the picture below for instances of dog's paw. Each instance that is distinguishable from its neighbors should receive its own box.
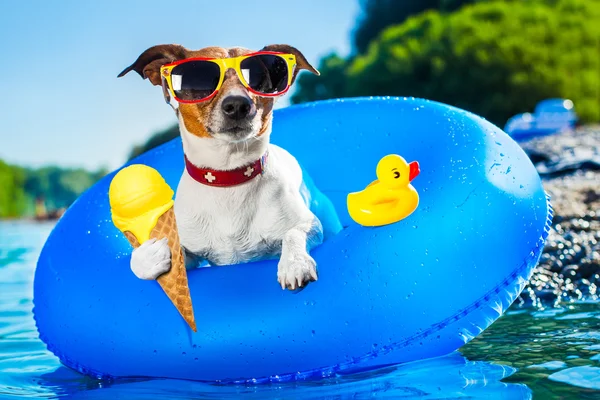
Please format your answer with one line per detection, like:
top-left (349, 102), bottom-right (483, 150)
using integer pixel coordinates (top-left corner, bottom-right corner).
top-left (277, 252), bottom-right (318, 290)
top-left (130, 238), bottom-right (171, 280)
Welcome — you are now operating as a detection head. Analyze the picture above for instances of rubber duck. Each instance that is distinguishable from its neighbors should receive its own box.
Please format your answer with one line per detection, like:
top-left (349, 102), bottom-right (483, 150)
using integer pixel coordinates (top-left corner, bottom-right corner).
top-left (347, 154), bottom-right (420, 227)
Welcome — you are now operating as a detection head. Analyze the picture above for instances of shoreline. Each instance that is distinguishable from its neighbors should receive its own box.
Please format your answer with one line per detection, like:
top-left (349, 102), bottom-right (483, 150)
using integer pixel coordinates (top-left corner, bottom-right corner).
top-left (519, 125), bottom-right (600, 306)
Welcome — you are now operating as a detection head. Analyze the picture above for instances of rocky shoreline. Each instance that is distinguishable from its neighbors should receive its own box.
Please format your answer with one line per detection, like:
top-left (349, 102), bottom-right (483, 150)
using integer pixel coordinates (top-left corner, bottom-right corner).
top-left (518, 125), bottom-right (600, 307)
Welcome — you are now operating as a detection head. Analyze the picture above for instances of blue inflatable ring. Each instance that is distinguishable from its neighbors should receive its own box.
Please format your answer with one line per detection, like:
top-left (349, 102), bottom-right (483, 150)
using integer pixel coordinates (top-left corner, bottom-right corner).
top-left (34, 97), bottom-right (551, 383)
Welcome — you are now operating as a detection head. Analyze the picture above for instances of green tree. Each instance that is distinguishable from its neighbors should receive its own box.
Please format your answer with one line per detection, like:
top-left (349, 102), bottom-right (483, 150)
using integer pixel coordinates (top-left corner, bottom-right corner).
top-left (353, 0), bottom-right (559, 54)
top-left (295, 0), bottom-right (484, 103)
top-left (0, 161), bottom-right (28, 218)
top-left (349, 0), bottom-right (600, 125)
top-left (23, 166), bottom-right (107, 211)
top-left (295, 0), bottom-right (600, 126)
top-left (354, 0), bottom-right (442, 54)
top-left (291, 53), bottom-right (349, 104)
top-left (0, 158), bottom-right (107, 219)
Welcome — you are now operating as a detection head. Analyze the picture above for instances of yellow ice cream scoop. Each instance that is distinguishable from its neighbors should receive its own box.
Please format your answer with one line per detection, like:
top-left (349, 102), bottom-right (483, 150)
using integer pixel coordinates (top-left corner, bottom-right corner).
top-left (109, 164), bottom-right (174, 243)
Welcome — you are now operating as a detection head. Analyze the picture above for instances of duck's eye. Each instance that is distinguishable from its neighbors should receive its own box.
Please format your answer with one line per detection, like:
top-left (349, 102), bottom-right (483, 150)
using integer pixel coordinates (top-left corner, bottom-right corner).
top-left (393, 171), bottom-right (400, 179)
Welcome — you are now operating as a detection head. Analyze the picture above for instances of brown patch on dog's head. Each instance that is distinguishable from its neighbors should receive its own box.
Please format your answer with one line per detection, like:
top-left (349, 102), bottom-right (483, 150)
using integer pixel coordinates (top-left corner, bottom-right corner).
top-left (118, 44), bottom-right (318, 140)
top-left (118, 44), bottom-right (188, 85)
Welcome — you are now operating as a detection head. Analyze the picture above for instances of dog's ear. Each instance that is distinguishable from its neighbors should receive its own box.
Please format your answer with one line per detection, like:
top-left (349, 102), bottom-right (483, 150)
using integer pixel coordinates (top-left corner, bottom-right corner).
top-left (261, 44), bottom-right (319, 83)
top-left (118, 44), bottom-right (187, 86)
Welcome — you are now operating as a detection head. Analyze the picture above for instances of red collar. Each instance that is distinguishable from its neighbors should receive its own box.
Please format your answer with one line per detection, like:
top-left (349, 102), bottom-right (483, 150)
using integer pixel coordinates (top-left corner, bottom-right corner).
top-left (184, 152), bottom-right (268, 187)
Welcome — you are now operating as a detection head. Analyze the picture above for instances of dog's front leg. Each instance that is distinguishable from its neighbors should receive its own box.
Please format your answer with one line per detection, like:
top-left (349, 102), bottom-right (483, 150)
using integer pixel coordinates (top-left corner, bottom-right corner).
top-left (130, 238), bottom-right (172, 280)
top-left (131, 240), bottom-right (201, 279)
top-left (278, 219), bottom-right (323, 290)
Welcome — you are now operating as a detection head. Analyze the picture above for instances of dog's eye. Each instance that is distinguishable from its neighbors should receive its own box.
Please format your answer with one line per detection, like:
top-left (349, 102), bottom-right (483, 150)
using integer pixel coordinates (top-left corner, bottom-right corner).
top-left (393, 171), bottom-right (400, 179)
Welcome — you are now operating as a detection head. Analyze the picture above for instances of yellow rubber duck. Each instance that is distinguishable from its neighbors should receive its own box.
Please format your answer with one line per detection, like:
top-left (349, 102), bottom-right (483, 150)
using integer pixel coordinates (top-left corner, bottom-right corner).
top-left (347, 154), bottom-right (420, 227)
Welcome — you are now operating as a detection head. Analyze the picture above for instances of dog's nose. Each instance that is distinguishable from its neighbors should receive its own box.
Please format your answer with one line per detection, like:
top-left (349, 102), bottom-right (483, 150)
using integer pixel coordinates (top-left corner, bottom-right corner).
top-left (221, 96), bottom-right (254, 120)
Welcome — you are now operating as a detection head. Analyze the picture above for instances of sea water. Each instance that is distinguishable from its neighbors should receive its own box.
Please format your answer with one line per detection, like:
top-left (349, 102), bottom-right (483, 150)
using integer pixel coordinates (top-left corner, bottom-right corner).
top-left (1, 220), bottom-right (599, 399)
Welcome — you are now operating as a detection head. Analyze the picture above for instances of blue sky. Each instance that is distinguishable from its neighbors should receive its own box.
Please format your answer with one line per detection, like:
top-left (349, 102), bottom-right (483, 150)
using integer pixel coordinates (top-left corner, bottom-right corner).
top-left (0, 0), bottom-right (359, 170)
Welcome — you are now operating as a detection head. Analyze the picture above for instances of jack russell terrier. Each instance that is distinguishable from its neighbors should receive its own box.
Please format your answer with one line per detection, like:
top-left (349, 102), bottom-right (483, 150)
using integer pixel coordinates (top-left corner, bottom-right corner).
top-left (118, 44), bottom-right (324, 290)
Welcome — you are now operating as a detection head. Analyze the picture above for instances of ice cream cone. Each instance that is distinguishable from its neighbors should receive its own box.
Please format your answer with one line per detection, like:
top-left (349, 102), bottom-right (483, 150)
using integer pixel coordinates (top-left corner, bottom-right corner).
top-left (123, 208), bottom-right (196, 332)
top-left (109, 164), bottom-right (196, 332)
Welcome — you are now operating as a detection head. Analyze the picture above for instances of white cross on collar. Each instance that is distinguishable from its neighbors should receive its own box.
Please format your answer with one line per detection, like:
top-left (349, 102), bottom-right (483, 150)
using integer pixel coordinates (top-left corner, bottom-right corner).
top-left (244, 166), bottom-right (255, 177)
top-left (204, 172), bottom-right (216, 183)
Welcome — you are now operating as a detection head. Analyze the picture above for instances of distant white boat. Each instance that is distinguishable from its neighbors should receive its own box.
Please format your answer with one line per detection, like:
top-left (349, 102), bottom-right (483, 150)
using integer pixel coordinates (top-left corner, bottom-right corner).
top-left (504, 99), bottom-right (577, 140)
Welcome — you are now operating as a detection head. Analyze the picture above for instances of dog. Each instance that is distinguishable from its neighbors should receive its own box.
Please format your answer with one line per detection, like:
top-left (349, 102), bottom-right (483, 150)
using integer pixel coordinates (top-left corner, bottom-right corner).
top-left (118, 44), bottom-right (324, 290)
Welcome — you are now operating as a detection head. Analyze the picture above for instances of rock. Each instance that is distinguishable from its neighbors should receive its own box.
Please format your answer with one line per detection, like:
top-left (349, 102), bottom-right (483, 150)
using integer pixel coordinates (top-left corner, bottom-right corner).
top-left (517, 125), bottom-right (600, 306)
top-left (520, 125), bottom-right (600, 177)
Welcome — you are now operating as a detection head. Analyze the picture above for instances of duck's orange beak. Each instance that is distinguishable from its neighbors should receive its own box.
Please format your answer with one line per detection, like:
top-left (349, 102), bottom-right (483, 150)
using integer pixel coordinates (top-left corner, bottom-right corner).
top-left (409, 161), bottom-right (420, 181)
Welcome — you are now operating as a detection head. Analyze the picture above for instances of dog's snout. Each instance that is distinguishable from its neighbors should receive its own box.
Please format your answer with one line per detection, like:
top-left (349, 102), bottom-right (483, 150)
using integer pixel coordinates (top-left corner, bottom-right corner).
top-left (221, 96), bottom-right (254, 120)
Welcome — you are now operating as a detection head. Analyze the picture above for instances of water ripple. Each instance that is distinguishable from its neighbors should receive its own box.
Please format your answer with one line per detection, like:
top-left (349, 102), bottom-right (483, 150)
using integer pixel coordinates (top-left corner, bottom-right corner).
top-left (0, 221), bottom-right (599, 398)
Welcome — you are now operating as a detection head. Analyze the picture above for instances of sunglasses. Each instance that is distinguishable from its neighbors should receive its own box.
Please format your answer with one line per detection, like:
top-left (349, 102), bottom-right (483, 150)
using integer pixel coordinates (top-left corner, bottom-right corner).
top-left (160, 51), bottom-right (297, 104)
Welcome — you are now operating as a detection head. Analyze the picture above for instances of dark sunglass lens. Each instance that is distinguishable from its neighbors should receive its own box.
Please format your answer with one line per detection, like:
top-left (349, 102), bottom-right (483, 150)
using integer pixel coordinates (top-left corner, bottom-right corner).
top-left (240, 55), bottom-right (289, 94)
top-left (171, 61), bottom-right (220, 101)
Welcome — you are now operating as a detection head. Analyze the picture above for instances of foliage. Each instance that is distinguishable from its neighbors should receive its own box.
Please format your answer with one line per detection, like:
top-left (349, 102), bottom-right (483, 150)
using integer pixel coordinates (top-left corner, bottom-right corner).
top-left (0, 159), bottom-right (106, 218)
top-left (352, 0), bottom-right (559, 54)
top-left (0, 161), bottom-right (28, 218)
top-left (23, 166), bottom-right (107, 211)
top-left (354, 0), bottom-right (441, 54)
top-left (353, 0), bottom-right (483, 54)
top-left (291, 53), bottom-right (349, 104)
top-left (294, 0), bottom-right (600, 126)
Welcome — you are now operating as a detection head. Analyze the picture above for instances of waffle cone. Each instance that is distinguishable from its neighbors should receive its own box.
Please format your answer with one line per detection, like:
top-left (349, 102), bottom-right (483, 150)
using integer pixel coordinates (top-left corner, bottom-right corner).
top-left (124, 208), bottom-right (196, 332)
